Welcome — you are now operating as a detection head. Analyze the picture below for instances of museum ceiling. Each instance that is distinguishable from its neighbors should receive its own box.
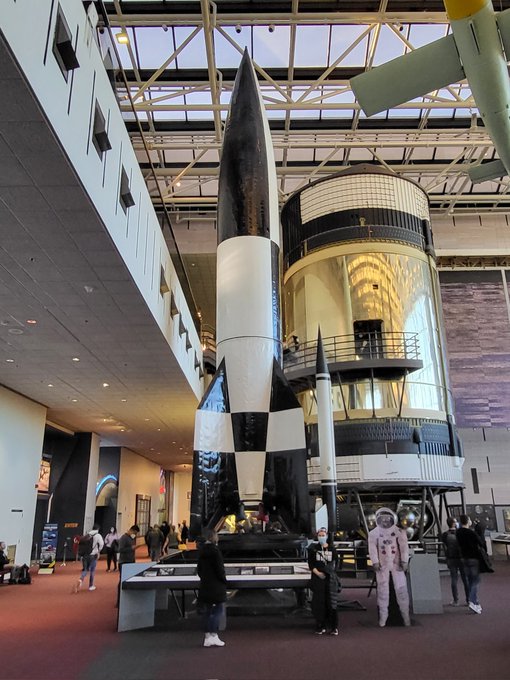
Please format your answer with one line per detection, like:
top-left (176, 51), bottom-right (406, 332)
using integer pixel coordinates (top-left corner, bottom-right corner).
top-left (102, 0), bottom-right (510, 220)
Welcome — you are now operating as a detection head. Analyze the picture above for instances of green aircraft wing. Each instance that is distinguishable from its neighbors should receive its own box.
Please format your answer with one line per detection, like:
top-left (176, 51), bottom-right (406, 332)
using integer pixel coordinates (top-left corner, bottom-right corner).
top-left (351, 33), bottom-right (465, 117)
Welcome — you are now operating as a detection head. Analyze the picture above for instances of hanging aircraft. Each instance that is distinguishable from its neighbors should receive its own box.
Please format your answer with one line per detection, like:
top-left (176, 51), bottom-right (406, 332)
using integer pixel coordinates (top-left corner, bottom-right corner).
top-left (350, 0), bottom-right (510, 183)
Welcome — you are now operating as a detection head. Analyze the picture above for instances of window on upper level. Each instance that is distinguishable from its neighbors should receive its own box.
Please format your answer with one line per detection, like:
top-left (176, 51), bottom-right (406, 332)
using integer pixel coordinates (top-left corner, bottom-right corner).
top-left (92, 102), bottom-right (111, 159)
top-left (52, 6), bottom-right (80, 81)
top-left (119, 167), bottom-right (135, 213)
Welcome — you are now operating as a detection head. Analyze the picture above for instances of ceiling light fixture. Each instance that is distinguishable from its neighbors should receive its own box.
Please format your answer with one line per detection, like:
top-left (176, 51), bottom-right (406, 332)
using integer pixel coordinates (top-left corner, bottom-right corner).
top-left (48, 384), bottom-right (53, 388)
top-left (26, 319), bottom-right (37, 325)
top-left (121, 398), bottom-right (127, 402)
top-left (175, 181), bottom-right (181, 187)
top-left (71, 398), bottom-right (78, 403)
top-left (116, 30), bottom-right (129, 44)
top-left (102, 382), bottom-right (110, 388)
top-left (120, 429), bottom-right (125, 432)
top-left (72, 357), bottom-right (80, 362)
top-left (6, 359), bottom-right (14, 363)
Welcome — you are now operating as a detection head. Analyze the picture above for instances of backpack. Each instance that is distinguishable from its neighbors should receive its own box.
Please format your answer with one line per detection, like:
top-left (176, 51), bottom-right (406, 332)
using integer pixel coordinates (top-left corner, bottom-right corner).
top-left (8, 564), bottom-right (30, 584)
top-left (17, 564), bottom-right (31, 584)
top-left (77, 534), bottom-right (93, 558)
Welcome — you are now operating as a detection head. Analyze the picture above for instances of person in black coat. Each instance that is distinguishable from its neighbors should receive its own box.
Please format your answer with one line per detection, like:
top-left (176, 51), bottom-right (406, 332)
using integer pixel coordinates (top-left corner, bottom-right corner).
top-left (441, 517), bottom-right (469, 606)
top-left (116, 525), bottom-right (139, 608)
top-left (197, 529), bottom-right (227, 647)
top-left (307, 527), bottom-right (339, 635)
top-left (456, 514), bottom-right (485, 614)
top-left (180, 520), bottom-right (189, 544)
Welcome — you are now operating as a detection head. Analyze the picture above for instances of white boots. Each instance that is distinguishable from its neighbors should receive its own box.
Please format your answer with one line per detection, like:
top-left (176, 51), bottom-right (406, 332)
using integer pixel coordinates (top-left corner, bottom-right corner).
top-left (203, 633), bottom-right (225, 647)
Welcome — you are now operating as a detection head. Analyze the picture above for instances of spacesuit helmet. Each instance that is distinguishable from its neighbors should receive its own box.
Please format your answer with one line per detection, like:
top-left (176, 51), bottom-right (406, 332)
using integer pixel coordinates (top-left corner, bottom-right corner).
top-left (375, 507), bottom-right (397, 529)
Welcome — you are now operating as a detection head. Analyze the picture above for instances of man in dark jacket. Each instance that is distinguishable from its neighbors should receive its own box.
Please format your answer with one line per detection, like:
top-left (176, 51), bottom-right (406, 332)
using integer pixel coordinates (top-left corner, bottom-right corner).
top-left (456, 514), bottom-right (485, 614)
top-left (116, 525), bottom-right (139, 607)
top-left (197, 529), bottom-right (227, 647)
top-left (442, 517), bottom-right (469, 606)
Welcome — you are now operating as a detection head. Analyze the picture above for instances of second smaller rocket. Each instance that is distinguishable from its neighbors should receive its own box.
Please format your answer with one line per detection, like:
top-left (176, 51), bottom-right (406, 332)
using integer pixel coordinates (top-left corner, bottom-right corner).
top-left (315, 329), bottom-right (337, 535)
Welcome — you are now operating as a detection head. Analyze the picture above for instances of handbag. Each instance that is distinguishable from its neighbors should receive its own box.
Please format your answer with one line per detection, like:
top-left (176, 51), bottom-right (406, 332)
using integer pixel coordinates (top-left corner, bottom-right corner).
top-left (477, 545), bottom-right (494, 574)
top-left (218, 604), bottom-right (227, 631)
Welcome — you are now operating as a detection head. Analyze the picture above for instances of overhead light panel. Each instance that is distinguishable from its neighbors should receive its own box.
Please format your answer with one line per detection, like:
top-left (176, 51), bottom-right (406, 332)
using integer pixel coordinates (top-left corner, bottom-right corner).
top-left (116, 30), bottom-right (129, 45)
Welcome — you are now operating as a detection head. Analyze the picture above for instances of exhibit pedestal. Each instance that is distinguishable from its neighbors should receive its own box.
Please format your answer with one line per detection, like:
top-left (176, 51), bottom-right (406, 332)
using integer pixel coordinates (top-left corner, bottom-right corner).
top-left (118, 562), bottom-right (157, 632)
top-left (408, 554), bottom-right (443, 614)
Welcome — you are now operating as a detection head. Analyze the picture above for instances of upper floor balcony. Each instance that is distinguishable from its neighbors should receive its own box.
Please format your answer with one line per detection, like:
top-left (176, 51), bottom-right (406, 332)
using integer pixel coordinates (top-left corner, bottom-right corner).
top-left (283, 332), bottom-right (423, 389)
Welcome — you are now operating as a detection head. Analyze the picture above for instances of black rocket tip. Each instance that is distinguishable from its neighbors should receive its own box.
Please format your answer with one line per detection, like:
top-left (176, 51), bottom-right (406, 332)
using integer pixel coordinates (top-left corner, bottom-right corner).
top-left (217, 47), bottom-right (271, 242)
top-left (316, 327), bottom-right (329, 375)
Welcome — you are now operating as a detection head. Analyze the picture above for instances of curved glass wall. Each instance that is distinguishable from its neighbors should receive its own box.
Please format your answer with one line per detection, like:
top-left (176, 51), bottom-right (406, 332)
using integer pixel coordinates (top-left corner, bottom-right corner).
top-left (284, 246), bottom-right (450, 417)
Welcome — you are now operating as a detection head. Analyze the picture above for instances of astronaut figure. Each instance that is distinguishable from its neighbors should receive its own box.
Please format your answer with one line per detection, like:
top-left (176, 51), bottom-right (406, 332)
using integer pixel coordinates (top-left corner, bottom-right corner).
top-left (368, 507), bottom-right (411, 627)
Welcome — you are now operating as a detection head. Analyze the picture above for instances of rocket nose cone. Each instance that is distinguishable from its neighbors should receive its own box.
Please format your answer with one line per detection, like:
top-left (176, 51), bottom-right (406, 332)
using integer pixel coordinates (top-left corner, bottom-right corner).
top-left (217, 51), bottom-right (272, 242)
top-left (229, 50), bottom-right (259, 116)
top-left (315, 330), bottom-right (329, 376)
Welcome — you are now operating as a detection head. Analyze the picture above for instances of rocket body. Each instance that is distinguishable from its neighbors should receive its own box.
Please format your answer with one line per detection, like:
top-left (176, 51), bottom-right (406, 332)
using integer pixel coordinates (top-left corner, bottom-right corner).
top-left (191, 52), bottom-right (310, 536)
top-left (315, 330), bottom-right (337, 534)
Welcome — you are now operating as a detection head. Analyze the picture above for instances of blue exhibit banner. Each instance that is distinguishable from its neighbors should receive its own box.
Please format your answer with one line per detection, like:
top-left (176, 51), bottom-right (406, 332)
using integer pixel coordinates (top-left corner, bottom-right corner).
top-left (40, 523), bottom-right (58, 565)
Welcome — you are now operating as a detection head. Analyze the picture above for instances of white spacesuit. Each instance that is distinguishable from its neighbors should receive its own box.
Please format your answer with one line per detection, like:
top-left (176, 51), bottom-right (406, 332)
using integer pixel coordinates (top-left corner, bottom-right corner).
top-left (368, 507), bottom-right (411, 627)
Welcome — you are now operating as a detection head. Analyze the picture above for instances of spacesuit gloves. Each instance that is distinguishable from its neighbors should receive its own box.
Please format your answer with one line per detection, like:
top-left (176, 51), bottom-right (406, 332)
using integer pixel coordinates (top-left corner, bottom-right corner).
top-left (372, 562), bottom-right (381, 571)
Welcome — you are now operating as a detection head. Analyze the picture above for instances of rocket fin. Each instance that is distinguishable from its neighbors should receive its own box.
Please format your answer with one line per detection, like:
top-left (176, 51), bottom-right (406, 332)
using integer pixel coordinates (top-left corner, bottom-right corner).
top-left (267, 359), bottom-right (306, 451)
top-left (468, 158), bottom-right (507, 183)
top-left (269, 358), bottom-right (302, 412)
top-left (351, 34), bottom-right (464, 116)
top-left (496, 8), bottom-right (510, 60)
top-left (194, 358), bottom-right (234, 453)
top-left (197, 358), bottom-right (230, 412)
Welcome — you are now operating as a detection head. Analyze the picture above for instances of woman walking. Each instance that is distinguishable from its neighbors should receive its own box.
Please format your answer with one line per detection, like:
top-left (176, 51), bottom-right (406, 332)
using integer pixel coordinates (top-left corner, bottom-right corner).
top-left (104, 526), bottom-right (119, 572)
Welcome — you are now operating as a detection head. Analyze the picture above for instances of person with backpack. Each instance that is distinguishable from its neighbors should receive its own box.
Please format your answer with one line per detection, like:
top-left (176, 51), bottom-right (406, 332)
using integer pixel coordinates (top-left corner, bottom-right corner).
top-left (73, 524), bottom-right (104, 593)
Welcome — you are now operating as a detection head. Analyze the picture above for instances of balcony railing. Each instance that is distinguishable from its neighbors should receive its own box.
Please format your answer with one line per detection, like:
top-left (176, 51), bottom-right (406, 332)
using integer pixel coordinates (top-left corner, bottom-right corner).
top-left (283, 332), bottom-right (422, 384)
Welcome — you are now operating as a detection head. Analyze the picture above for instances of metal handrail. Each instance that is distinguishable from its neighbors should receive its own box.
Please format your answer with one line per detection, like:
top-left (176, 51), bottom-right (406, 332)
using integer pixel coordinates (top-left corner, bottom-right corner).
top-left (283, 332), bottom-right (420, 371)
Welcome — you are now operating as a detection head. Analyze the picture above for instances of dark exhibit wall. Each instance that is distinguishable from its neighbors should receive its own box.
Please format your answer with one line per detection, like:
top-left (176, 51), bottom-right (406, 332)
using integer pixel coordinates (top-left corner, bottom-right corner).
top-left (439, 270), bottom-right (510, 427)
top-left (33, 431), bottom-right (95, 560)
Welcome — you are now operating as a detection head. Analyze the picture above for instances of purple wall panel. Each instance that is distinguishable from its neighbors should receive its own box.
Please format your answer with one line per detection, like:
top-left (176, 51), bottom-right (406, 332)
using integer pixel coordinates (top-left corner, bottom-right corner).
top-left (440, 273), bottom-right (510, 427)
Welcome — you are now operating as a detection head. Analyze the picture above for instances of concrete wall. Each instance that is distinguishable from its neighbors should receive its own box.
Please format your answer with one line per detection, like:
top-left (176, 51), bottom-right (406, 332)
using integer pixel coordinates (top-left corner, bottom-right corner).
top-left (1, 0), bottom-right (202, 398)
top-left (445, 428), bottom-right (510, 532)
top-left (0, 386), bottom-right (46, 564)
top-left (117, 447), bottom-right (161, 534)
top-left (172, 471), bottom-right (192, 532)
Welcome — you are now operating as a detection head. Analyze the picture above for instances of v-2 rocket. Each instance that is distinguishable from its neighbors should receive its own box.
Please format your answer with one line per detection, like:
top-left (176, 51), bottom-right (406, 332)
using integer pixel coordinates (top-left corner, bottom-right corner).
top-left (190, 51), bottom-right (310, 537)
